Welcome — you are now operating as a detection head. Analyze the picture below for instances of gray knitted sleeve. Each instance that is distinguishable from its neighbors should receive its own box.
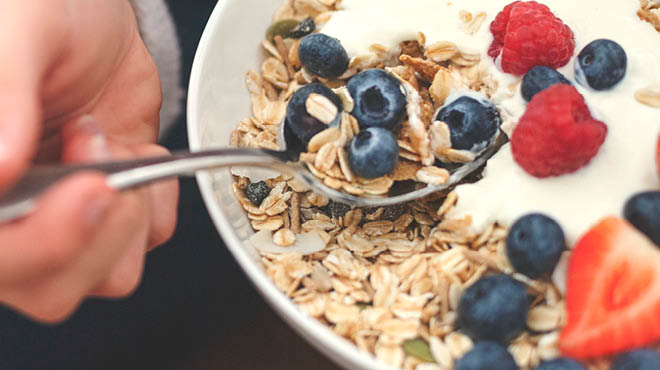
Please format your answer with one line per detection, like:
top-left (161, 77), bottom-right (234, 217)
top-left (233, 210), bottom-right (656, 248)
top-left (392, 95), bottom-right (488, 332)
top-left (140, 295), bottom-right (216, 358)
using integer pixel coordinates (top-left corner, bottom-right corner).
top-left (129, 0), bottom-right (184, 138)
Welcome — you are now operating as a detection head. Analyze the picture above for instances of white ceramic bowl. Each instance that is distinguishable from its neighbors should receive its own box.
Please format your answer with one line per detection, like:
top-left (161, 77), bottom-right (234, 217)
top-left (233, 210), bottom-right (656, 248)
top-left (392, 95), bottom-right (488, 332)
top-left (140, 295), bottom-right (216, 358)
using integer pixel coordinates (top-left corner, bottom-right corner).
top-left (187, 1), bottom-right (395, 369)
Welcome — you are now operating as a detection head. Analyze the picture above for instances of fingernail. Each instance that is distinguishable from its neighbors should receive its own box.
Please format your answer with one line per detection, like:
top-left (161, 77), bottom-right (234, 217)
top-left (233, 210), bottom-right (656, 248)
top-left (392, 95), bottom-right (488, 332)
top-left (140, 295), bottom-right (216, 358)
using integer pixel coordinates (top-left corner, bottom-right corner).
top-left (86, 192), bottom-right (114, 229)
top-left (77, 115), bottom-right (103, 135)
top-left (78, 115), bottom-right (111, 161)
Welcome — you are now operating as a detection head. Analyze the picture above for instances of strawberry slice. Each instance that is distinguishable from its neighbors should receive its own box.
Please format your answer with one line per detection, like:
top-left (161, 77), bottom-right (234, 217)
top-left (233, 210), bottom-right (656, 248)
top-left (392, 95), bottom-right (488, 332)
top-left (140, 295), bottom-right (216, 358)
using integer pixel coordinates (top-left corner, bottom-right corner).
top-left (559, 217), bottom-right (660, 359)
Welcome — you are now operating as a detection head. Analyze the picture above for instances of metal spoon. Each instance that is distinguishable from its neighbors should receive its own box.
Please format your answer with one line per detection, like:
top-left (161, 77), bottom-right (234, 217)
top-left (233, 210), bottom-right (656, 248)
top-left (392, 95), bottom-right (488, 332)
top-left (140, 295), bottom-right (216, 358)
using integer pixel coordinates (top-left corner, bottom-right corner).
top-left (0, 127), bottom-right (506, 223)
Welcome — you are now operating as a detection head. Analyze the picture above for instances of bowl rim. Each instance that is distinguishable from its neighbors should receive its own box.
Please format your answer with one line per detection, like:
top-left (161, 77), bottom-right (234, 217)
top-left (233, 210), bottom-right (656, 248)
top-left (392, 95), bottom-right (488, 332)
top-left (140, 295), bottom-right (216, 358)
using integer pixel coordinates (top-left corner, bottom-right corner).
top-left (186, 2), bottom-right (396, 369)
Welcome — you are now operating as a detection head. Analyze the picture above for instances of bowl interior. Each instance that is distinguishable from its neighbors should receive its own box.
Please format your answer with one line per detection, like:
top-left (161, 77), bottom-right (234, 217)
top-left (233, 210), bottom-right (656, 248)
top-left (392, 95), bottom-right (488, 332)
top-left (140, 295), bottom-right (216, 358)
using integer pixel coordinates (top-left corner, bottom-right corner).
top-left (187, 1), bottom-right (393, 369)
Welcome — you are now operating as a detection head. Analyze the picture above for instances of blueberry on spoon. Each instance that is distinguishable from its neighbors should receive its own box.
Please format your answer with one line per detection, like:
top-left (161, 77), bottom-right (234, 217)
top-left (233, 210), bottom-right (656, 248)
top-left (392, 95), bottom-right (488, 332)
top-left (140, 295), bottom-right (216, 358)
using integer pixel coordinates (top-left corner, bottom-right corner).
top-left (434, 95), bottom-right (501, 153)
top-left (286, 83), bottom-right (342, 144)
top-left (348, 127), bottom-right (399, 179)
top-left (347, 69), bottom-right (407, 131)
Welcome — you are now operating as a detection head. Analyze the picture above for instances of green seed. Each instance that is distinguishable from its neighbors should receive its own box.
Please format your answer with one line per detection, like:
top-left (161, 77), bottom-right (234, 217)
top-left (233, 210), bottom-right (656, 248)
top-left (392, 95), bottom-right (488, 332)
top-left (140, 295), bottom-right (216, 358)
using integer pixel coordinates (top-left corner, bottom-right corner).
top-left (266, 19), bottom-right (300, 42)
top-left (357, 303), bottom-right (370, 311)
top-left (402, 338), bottom-right (435, 363)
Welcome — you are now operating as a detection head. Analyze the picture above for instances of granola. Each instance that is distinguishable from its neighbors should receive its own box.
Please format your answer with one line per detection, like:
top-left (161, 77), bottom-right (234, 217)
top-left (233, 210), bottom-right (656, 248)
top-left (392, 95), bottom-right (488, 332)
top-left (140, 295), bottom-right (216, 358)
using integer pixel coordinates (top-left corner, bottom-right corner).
top-left (222, 0), bottom-right (660, 369)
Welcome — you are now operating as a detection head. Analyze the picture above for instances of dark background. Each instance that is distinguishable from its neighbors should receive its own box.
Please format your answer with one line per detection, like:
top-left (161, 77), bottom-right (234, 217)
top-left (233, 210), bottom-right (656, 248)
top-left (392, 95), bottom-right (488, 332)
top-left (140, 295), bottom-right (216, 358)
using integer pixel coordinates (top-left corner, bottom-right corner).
top-left (0, 1), bottom-right (341, 369)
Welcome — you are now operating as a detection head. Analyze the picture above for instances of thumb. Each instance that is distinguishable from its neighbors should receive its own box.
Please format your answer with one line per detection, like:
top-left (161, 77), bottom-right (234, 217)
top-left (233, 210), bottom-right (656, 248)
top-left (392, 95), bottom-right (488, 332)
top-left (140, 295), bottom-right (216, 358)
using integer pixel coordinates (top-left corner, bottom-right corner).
top-left (0, 2), bottom-right (65, 193)
top-left (0, 78), bottom-right (42, 195)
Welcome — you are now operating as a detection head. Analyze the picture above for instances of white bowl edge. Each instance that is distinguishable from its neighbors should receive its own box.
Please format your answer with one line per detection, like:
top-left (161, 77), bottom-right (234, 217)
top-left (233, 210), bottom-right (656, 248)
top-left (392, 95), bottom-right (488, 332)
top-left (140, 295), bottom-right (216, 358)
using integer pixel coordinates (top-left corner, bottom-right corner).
top-left (187, 2), bottom-right (397, 369)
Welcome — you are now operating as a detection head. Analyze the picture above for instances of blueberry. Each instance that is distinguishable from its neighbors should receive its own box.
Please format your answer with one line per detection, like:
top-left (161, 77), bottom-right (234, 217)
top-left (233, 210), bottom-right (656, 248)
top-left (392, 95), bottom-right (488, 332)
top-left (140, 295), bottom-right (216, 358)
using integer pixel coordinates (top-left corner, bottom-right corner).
top-left (298, 33), bottom-right (349, 78)
top-left (286, 83), bottom-right (342, 143)
top-left (455, 341), bottom-right (518, 370)
top-left (282, 117), bottom-right (306, 159)
top-left (535, 358), bottom-right (586, 370)
top-left (521, 66), bottom-right (571, 102)
top-left (347, 69), bottom-right (407, 130)
top-left (506, 214), bottom-right (567, 279)
top-left (347, 127), bottom-right (399, 179)
top-left (624, 191), bottom-right (660, 246)
top-left (575, 39), bottom-right (627, 90)
top-left (612, 349), bottom-right (660, 370)
top-left (434, 96), bottom-right (501, 153)
top-left (457, 274), bottom-right (529, 343)
top-left (246, 181), bottom-right (271, 206)
top-left (289, 17), bottom-right (315, 39)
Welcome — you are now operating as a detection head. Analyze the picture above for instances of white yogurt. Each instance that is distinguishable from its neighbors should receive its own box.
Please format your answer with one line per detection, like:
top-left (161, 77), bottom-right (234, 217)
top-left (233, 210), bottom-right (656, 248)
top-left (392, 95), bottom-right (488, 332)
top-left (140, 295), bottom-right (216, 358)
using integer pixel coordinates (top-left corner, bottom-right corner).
top-left (322, 0), bottom-right (660, 243)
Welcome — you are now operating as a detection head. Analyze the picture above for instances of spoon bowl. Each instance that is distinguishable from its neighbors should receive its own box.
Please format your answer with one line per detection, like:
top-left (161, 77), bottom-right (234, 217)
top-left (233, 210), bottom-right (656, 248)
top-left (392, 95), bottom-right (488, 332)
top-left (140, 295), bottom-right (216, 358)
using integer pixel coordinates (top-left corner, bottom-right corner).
top-left (0, 130), bottom-right (504, 223)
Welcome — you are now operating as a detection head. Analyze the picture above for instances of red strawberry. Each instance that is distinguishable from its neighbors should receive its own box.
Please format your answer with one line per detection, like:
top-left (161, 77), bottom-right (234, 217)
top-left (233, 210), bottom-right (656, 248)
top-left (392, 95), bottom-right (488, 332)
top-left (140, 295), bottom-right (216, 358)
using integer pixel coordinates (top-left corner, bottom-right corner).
top-left (560, 217), bottom-right (660, 359)
top-left (489, 1), bottom-right (575, 75)
top-left (511, 84), bottom-right (607, 178)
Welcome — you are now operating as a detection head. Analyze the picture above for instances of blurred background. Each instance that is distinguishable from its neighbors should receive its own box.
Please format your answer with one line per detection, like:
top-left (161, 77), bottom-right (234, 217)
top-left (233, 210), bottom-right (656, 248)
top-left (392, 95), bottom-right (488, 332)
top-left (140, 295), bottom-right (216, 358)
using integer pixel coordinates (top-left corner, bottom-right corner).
top-left (0, 1), bottom-right (340, 369)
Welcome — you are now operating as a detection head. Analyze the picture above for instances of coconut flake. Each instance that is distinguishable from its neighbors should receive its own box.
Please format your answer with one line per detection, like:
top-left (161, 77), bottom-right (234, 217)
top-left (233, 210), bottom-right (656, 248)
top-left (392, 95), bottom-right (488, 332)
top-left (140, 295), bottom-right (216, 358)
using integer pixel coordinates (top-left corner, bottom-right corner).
top-left (249, 230), bottom-right (326, 255)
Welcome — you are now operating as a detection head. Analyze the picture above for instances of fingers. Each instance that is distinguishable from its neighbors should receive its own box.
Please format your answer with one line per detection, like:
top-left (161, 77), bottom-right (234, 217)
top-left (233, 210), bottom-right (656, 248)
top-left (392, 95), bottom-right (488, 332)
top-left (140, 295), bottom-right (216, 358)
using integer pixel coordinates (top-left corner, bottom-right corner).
top-left (0, 2), bottom-right (71, 192)
top-left (0, 187), bottom-right (149, 323)
top-left (0, 174), bottom-right (118, 284)
top-left (132, 145), bottom-right (179, 249)
top-left (61, 117), bottom-right (178, 298)
top-left (63, 116), bottom-right (178, 248)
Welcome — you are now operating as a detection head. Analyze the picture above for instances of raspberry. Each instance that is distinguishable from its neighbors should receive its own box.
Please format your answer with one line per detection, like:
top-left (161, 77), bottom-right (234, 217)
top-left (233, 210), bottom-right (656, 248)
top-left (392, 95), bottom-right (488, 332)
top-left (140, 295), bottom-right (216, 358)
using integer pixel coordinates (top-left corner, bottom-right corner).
top-left (511, 85), bottom-right (607, 178)
top-left (489, 1), bottom-right (575, 75)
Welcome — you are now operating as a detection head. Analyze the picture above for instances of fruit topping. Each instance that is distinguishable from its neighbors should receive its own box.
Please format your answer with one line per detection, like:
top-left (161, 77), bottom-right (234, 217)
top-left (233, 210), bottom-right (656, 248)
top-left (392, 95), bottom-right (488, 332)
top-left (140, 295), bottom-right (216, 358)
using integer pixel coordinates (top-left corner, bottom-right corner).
top-left (521, 66), bottom-right (572, 102)
top-left (535, 358), bottom-right (586, 370)
top-left (506, 213), bottom-right (567, 279)
top-left (266, 19), bottom-right (300, 42)
top-left (282, 117), bottom-right (306, 159)
top-left (457, 274), bottom-right (529, 343)
top-left (433, 95), bottom-right (501, 153)
top-left (298, 33), bottom-right (349, 78)
top-left (286, 83), bottom-right (342, 144)
top-left (246, 181), bottom-right (271, 206)
top-left (560, 217), bottom-right (660, 359)
top-left (346, 69), bottom-right (407, 131)
top-left (511, 84), bottom-right (607, 178)
top-left (575, 39), bottom-right (627, 91)
top-left (489, 1), bottom-right (575, 75)
top-left (624, 191), bottom-right (660, 246)
top-left (347, 127), bottom-right (399, 179)
top-left (455, 341), bottom-right (519, 370)
top-left (611, 349), bottom-right (660, 370)
top-left (288, 17), bottom-right (315, 39)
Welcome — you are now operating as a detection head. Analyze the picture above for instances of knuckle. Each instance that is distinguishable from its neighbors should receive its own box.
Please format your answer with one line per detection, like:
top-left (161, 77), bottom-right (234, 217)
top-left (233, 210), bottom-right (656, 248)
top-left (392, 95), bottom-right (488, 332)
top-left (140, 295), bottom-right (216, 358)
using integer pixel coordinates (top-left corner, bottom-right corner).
top-left (97, 273), bottom-right (140, 299)
top-left (20, 294), bottom-right (80, 324)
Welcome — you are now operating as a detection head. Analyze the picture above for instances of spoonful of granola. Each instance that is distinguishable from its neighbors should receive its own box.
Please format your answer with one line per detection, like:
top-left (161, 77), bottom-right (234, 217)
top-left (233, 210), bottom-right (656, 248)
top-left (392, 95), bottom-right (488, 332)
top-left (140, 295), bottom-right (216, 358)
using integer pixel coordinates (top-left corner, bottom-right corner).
top-left (0, 96), bottom-right (504, 224)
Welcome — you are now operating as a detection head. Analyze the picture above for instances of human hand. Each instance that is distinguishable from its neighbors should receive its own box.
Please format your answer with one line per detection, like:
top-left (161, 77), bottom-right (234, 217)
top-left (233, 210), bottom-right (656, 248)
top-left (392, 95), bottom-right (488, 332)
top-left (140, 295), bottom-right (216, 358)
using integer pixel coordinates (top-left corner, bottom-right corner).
top-left (0, 0), bottom-right (178, 322)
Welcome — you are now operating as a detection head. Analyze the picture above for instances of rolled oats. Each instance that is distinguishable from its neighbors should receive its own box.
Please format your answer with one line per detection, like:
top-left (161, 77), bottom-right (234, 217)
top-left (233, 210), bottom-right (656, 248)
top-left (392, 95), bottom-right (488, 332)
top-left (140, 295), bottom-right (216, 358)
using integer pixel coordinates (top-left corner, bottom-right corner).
top-left (227, 5), bottom-right (603, 368)
top-left (635, 86), bottom-right (660, 107)
top-left (273, 228), bottom-right (296, 246)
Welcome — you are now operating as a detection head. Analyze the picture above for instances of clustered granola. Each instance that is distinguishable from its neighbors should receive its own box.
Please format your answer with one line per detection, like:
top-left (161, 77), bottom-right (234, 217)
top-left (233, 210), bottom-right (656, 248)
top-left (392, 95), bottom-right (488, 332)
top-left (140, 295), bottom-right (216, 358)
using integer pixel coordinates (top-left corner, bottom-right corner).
top-left (225, 0), bottom-right (660, 369)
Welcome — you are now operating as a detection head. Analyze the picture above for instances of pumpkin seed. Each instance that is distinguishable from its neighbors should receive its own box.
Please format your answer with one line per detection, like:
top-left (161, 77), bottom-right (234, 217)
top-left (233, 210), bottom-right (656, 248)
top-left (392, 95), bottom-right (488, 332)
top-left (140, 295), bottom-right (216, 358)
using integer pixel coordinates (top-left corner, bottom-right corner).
top-left (402, 338), bottom-right (435, 363)
top-left (266, 19), bottom-right (300, 42)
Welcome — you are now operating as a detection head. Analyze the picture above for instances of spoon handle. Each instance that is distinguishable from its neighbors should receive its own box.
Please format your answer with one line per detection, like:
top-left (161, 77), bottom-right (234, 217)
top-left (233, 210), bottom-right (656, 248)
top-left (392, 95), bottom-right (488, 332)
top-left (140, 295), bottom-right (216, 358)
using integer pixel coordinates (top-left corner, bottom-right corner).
top-left (0, 148), bottom-right (292, 223)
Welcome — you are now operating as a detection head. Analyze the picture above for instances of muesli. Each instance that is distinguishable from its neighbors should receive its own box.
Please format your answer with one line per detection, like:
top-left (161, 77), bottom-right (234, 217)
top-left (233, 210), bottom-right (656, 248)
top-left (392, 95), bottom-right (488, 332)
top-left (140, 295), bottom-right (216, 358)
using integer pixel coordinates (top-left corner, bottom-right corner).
top-left (227, 0), bottom-right (660, 369)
